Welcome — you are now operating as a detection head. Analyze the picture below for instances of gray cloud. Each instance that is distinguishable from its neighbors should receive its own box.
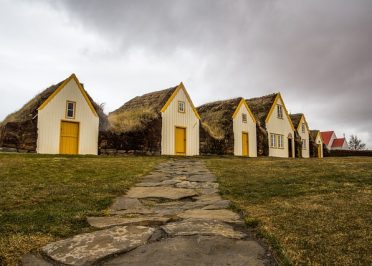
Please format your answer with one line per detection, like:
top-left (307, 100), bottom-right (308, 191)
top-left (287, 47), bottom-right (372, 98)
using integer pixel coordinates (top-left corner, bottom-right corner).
top-left (1, 0), bottom-right (372, 147)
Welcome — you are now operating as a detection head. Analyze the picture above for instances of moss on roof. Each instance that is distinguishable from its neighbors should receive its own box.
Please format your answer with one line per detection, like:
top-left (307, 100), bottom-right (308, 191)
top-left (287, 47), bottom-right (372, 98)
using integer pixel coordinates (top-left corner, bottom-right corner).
top-left (108, 86), bottom-right (178, 133)
top-left (0, 77), bottom-right (108, 132)
top-left (246, 93), bottom-right (278, 125)
top-left (289, 113), bottom-right (303, 130)
top-left (310, 130), bottom-right (320, 141)
top-left (197, 98), bottom-right (242, 140)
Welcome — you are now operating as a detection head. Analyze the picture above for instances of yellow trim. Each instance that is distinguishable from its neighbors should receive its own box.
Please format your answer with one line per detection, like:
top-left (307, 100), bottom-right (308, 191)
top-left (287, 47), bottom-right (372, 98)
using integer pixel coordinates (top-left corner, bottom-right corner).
top-left (65, 100), bottom-right (76, 119)
top-left (297, 115), bottom-right (310, 133)
top-left (232, 99), bottom-right (257, 124)
top-left (38, 73), bottom-right (98, 117)
top-left (160, 82), bottom-right (201, 120)
top-left (265, 93), bottom-right (295, 131)
top-left (316, 131), bottom-right (323, 143)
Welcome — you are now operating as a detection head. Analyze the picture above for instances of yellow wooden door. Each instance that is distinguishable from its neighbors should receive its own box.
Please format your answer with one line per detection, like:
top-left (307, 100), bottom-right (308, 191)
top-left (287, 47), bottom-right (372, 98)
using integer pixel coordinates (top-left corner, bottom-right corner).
top-left (242, 132), bottom-right (249, 156)
top-left (60, 121), bottom-right (79, 154)
top-left (175, 127), bottom-right (186, 155)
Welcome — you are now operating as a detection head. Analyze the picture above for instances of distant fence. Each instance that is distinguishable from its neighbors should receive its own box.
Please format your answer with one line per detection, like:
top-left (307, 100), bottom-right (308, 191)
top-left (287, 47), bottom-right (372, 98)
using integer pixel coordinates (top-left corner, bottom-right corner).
top-left (325, 150), bottom-right (372, 157)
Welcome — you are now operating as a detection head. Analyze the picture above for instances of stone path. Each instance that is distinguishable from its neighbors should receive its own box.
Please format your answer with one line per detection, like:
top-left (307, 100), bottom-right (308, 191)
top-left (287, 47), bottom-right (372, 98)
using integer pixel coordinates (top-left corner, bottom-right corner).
top-left (23, 159), bottom-right (273, 266)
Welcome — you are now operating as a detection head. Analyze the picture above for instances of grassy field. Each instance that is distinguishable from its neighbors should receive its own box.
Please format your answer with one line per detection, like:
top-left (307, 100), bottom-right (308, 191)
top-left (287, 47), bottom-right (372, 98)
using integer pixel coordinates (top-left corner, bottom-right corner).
top-left (0, 153), bottom-right (164, 265)
top-left (205, 157), bottom-right (372, 265)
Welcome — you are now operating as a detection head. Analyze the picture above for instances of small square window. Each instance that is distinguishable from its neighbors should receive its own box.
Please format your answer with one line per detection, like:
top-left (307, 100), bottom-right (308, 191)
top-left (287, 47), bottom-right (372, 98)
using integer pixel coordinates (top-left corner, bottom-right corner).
top-left (277, 105), bottom-right (283, 119)
top-left (242, 113), bottom-right (247, 123)
top-left (66, 101), bottom-right (75, 118)
top-left (178, 101), bottom-right (185, 113)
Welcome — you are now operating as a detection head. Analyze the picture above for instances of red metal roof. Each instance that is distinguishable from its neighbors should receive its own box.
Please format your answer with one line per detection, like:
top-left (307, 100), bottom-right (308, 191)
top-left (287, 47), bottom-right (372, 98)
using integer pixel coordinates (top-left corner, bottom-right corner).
top-left (321, 131), bottom-right (334, 145)
top-left (331, 138), bottom-right (346, 148)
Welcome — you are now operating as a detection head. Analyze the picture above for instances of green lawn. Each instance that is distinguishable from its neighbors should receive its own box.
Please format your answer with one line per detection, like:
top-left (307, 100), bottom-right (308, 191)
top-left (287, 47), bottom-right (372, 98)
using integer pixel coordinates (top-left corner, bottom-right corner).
top-left (0, 153), bottom-right (164, 265)
top-left (205, 157), bottom-right (372, 266)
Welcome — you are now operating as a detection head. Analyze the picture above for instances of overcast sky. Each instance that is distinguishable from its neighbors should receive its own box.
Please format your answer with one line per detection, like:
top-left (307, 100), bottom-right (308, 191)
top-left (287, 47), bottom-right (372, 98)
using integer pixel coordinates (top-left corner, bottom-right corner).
top-left (1, 0), bottom-right (371, 147)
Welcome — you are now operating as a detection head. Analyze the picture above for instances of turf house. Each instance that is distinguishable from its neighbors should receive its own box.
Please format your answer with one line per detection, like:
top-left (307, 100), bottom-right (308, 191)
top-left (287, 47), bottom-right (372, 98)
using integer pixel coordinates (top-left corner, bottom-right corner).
top-left (0, 74), bottom-right (106, 155)
top-left (197, 98), bottom-right (257, 156)
top-left (289, 113), bottom-right (310, 158)
top-left (103, 82), bottom-right (200, 156)
top-left (246, 93), bottom-right (295, 158)
top-left (310, 130), bottom-right (324, 158)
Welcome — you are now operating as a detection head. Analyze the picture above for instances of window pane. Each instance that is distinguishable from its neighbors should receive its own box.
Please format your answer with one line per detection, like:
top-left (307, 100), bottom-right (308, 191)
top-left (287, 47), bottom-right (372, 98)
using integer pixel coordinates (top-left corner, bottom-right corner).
top-left (67, 102), bottom-right (75, 118)
top-left (67, 109), bottom-right (74, 117)
top-left (242, 114), bottom-right (247, 123)
top-left (178, 101), bottom-right (185, 112)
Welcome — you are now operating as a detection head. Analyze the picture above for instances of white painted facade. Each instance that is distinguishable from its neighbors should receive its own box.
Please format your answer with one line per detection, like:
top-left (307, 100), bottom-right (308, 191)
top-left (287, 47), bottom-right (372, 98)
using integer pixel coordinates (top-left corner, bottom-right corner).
top-left (266, 97), bottom-right (295, 158)
top-left (233, 103), bottom-right (257, 157)
top-left (161, 87), bottom-right (199, 156)
top-left (37, 77), bottom-right (99, 155)
top-left (314, 132), bottom-right (324, 158)
top-left (297, 116), bottom-right (310, 158)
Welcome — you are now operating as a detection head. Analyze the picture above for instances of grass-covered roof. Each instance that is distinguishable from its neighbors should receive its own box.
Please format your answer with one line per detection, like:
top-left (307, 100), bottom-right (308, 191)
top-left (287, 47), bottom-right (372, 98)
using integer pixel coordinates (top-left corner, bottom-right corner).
top-left (0, 76), bottom-right (107, 131)
top-left (310, 130), bottom-right (320, 141)
top-left (289, 113), bottom-right (303, 130)
top-left (246, 93), bottom-right (278, 125)
top-left (108, 86), bottom-right (178, 133)
top-left (197, 98), bottom-right (242, 140)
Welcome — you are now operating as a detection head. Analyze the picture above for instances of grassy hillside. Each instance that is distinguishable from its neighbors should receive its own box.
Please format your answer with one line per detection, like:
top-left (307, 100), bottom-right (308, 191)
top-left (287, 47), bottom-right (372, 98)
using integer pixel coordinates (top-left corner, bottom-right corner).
top-left (0, 153), bottom-right (164, 265)
top-left (205, 157), bottom-right (372, 265)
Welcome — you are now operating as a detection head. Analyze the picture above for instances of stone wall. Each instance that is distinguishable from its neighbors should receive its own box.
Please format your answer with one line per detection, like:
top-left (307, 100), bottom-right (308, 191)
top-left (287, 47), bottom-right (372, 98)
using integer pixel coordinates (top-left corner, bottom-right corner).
top-left (0, 120), bottom-right (37, 152)
top-left (256, 124), bottom-right (268, 156)
top-left (99, 118), bottom-right (162, 155)
top-left (199, 125), bottom-right (234, 155)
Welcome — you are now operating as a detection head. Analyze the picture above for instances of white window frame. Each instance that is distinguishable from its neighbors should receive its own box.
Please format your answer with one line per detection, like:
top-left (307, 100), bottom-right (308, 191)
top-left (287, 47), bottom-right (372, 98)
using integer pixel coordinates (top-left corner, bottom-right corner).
top-left (302, 123), bottom-right (306, 133)
top-left (178, 101), bottom-right (185, 113)
top-left (278, 135), bottom-right (284, 148)
top-left (270, 133), bottom-right (276, 148)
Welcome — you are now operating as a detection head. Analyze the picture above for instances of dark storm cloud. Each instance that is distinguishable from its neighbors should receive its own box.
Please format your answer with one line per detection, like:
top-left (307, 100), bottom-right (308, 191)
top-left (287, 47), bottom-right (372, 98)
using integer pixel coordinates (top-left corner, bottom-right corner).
top-left (2, 0), bottom-right (372, 146)
top-left (48, 0), bottom-right (372, 145)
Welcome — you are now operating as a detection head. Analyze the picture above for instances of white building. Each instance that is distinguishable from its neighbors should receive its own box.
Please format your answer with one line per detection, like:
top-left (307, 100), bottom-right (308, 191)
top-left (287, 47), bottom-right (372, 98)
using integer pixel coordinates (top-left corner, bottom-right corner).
top-left (290, 113), bottom-right (310, 158)
top-left (310, 130), bottom-right (324, 158)
top-left (37, 74), bottom-right (99, 155)
top-left (247, 93), bottom-right (295, 158)
top-left (108, 82), bottom-right (200, 156)
top-left (198, 98), bottom-right (257, 156)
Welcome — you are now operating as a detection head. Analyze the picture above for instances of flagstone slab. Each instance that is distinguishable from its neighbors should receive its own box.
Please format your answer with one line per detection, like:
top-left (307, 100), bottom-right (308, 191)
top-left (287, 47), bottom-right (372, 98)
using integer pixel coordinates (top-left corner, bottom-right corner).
top-left (161, 219), bottom-right (246, 239)
top-left (110, 197), bottom-right (144, 211)
top-left (178, 209), bottom-right (242, 223)
top-left (87, 216), bottom-right (170, 228)
top-left (22, 254), bottom-right (53, 266)
top-left (103, 235), bottom-right (266, 266)
top-left (187, 174), bottom-right (217, 182)
top-left (135, 179), bottom-right (179, 187)
top-left (126, 187), bottom-right (198, 200)
top-left (42, 226), bottom-right (155, 265)
top-left (202, 200), bottom-right (230, 210)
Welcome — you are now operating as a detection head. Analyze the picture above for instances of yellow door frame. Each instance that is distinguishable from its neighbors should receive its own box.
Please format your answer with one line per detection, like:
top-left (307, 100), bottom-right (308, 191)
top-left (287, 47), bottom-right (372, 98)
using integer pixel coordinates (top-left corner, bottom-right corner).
top-left (175, 126), bottom-right (187, 155)
top-left (59, 120), bottom-right (80, 155)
